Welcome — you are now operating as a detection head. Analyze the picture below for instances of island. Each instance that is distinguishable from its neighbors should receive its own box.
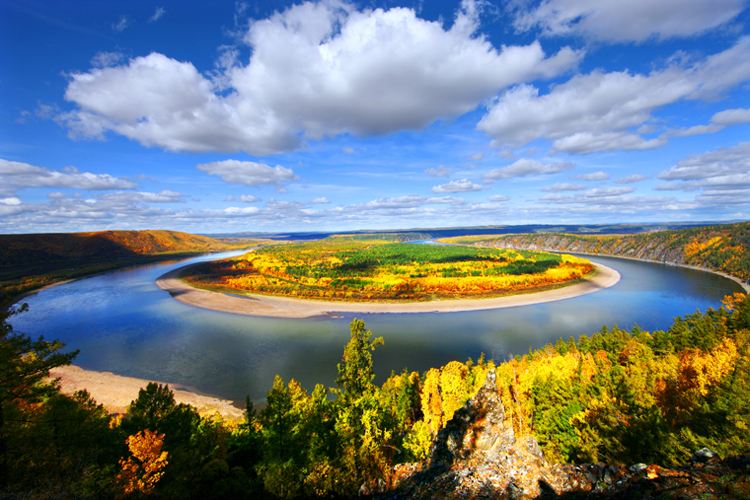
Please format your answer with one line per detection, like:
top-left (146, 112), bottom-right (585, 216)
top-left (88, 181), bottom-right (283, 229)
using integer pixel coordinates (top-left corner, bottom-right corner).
top-left (157, 237), bottom-right (620, 317)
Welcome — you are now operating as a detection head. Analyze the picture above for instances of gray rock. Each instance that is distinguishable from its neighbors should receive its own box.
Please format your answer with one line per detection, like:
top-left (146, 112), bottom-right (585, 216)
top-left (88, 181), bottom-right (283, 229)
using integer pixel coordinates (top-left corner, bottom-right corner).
top-left (693, 447), bottom-right (719, 463)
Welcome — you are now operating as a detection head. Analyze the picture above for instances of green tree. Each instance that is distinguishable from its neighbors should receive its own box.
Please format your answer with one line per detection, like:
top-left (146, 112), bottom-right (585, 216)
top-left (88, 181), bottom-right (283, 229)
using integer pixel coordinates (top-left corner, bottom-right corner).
top-left (0, 304), bottom-right (77, 487)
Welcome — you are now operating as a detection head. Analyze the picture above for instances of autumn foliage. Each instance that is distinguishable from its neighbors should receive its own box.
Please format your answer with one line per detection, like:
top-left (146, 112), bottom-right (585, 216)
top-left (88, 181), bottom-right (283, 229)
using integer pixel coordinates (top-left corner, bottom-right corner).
top-left (2, 291), bottom-right (749, 497)
top-left (118, 429), bottom-right (169, 495)
top-left (184, 238), bottom-right (594, 301)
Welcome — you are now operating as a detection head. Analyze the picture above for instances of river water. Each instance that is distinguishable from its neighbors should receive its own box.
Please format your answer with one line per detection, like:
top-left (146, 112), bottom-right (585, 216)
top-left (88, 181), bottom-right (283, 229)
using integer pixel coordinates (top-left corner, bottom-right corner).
top-left (10, 251), bottom-right (744, 403)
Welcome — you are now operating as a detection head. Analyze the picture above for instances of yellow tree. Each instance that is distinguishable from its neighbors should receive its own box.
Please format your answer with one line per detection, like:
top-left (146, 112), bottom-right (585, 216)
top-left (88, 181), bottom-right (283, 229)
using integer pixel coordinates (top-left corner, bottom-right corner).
top-left (118, 429), bottom-right (169, 495)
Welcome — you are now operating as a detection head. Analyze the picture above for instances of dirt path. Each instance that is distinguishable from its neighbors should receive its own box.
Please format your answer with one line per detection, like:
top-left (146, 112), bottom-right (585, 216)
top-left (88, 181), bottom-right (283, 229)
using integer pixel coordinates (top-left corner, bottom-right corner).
top-left (155, 263), bottom-right (621, 318)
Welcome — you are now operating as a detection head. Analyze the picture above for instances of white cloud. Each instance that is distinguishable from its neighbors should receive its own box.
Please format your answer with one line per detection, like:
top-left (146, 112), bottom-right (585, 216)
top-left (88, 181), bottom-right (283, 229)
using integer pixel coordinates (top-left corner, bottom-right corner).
top-left (671, 107), bottom-right (750, 137)
top-left (577, 171), bottom-right (609, 181)
top-left (112, 15), bottom-right (130, 32)
top-left (223, 206), bottom-right (260, 216)
top-left (0, 158), bottom-right (135, 195)
top-left (425, 166), bottom-right (451, 177)
top-left (432, 178), bottom-right (482, 193)
top-left (617, 174), bottom-right (647, 184)
top-left (365, 195), bottom-right (426, 209)
top-left (63, 1), bottom-right (581, 155)
top-left (659, 141), bottom-right (750, 189)
top-left (584, 186), bottom-right (634, 198)
top-left (488, 195), bottom-right (509, 202)
top-left (428, 196), bottom-right (465, 205)
top-left (240, 194), bottom-right (259, 203)
top-left (0, 197), bottom-right (22, 206)
top-left (311, 196), bottom-right (330, 204)
top-left (90, 51), bottom-right (125, 68)
top-left (478, 38), bottom-right (750, 153)
top-left (102, 190), bottom-right (184, 203)
top-left (149, 7), bottom-right (166, 23)
top-left (485, 159), bottom-right (572, 181)
top-left (197, 160), bottom-right (296, 186)
top-left (543, 182), bottom-right (584, 192)
top-left (513, 0), bottom-right (744, 42)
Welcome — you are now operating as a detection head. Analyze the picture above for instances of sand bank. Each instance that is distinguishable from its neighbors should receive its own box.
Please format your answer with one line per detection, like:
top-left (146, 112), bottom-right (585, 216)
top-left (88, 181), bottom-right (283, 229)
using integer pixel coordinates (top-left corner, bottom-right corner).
top-left (50, 365), bottom-right (245, 420)
top-left (156, 263), bottom-right (620, 319)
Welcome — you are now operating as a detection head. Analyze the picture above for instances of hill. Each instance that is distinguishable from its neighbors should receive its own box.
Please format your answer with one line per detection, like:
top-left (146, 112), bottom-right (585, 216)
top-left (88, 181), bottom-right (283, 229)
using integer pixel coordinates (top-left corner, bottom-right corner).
top-left (0, 229), bottom-right (255, 305)
top-left (441, 221), bottom-right (750, 288)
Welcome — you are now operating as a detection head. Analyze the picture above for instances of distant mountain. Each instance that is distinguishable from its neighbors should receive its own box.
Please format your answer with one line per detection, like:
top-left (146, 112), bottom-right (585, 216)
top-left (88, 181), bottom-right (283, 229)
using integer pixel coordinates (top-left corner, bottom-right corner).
top-left (0, 230), bottom-right (249, 305)
top-left (442, 221), bottom-right (750, 286)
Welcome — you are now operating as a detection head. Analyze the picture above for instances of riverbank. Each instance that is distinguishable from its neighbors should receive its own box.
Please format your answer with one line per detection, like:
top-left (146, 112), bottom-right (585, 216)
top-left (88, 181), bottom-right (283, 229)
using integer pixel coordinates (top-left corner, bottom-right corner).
top-left (156, 262), bottom-right (621, 318)
top-left (50, 365), bottom-right (245, 421)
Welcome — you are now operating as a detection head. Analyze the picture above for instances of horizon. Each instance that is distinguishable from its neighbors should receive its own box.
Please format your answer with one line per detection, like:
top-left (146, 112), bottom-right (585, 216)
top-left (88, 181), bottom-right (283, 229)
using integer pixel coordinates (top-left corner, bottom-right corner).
top-left (2, 0), bottom-right (750, 234)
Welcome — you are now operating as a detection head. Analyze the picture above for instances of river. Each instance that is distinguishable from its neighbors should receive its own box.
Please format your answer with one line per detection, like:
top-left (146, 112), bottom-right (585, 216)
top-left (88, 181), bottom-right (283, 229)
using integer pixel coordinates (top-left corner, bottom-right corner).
top-left (10, 251), bottom-right (744, 403)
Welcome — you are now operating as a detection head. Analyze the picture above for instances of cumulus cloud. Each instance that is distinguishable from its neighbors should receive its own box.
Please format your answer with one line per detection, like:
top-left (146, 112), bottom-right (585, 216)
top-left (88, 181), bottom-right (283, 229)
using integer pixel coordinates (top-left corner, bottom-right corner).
top-left (671, 108), bottom-right (750, 137)
top-left (432, 178), bottom-right (482, 193)
top-left (63, 1), bottom-right (581, 155)
top-left (223, 206), bottom-right (260, 216)
top-left (485, 159), bottom-right (572, 181)
top-left (0, 197), bottom-right (22, 206)
top-left (197, 160), bottom-right (296, 187)
top-left (240, 194), bottom-right (259, 203)
top-left (311, 196), bottom-right (330, 204)
top-left (0, 158), bottom-right (135, 195)
top-left (513, 0), bottom-right (744, 42)
top-left (659, 141), bottom-right (750, 200)
top-left (478, 38), bottom-right (750, 153)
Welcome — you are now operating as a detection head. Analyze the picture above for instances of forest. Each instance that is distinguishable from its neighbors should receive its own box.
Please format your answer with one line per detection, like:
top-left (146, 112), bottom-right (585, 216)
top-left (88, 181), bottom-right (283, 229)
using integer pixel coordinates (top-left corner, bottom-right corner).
top-left (2, 292), bottom-right (748, 497)
top-left (0, 230), bottom-right (257, 307)
top-left (183, 238), bottom-right (594, 301)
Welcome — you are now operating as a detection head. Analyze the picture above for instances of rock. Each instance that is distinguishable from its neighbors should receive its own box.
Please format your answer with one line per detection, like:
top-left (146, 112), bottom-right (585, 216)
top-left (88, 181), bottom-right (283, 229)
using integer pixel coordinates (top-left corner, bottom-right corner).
top-left (629, 463), bottom-right (648, 474)
top-left (692, 447), bottom-right (719, 463)
top-left (392, 369), bottom-right (574, 498)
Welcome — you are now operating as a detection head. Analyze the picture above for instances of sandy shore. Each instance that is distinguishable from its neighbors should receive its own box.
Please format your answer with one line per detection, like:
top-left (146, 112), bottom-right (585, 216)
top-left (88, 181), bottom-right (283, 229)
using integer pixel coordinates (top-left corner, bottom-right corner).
top-left (156, 263), bottom-right (621, 318)
top-left (50, 365), bottom-right (245, 421)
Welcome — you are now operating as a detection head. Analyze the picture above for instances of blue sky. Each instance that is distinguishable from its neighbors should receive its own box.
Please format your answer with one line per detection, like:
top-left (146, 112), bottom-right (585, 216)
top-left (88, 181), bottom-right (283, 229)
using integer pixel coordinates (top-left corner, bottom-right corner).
top-left (1, 0), bottom-right (749, 234)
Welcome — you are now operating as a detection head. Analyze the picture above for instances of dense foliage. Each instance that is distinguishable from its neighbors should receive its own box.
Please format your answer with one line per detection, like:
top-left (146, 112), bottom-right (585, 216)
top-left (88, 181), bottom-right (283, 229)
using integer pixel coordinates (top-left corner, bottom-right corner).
top-left (0, 230), bottom-right (256, 306)
top-left (2, 293), bottom-right (748, 497)
top-left (442, 221), bottom-right (750, 283)
top-left (184, 238), bottom-right (593, 301)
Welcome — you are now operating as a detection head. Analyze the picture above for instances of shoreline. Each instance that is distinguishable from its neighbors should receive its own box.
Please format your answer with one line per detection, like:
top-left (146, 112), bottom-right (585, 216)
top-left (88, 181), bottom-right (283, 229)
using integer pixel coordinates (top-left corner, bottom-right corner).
top-left (155, 262), bottom-right (621, 318)
top-left (50, 365), bottom-right (245, 421)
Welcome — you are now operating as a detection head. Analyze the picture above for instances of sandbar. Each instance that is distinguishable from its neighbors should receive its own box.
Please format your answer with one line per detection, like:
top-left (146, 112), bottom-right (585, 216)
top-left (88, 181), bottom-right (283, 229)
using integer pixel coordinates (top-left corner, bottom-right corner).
top-left (156, 262), bottom-right (620, 318)
top-left (50, 365), bottom-right (245, 421)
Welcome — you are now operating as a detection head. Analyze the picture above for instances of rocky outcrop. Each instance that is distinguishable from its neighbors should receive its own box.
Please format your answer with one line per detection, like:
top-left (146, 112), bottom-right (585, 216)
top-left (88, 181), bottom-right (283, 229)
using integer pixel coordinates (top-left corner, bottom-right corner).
top-left (391, 370), bottom-right (574, 498)
top-left (388, 370), bottom-right (750, 499)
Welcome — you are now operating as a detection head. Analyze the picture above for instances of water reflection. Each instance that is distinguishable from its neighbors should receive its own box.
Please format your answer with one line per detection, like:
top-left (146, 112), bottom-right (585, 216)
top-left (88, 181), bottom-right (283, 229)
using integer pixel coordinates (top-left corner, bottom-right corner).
top-left (11, 253), bottom-right (743, 404)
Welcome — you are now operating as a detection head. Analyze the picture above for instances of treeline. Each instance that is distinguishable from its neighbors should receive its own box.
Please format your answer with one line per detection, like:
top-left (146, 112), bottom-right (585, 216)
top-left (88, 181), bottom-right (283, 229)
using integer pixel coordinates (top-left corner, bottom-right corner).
top-left (2, 294), bottom-right (749, 497)
top-left (0, 230), bottom-right (254, 306)
top-left (442, 221), bottom-right (750, 284)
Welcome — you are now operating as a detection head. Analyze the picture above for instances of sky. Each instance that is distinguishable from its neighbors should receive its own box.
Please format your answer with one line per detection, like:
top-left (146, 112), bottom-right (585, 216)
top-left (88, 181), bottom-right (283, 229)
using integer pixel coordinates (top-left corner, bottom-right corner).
top-left (1, 0), bottom-right (749, 235)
